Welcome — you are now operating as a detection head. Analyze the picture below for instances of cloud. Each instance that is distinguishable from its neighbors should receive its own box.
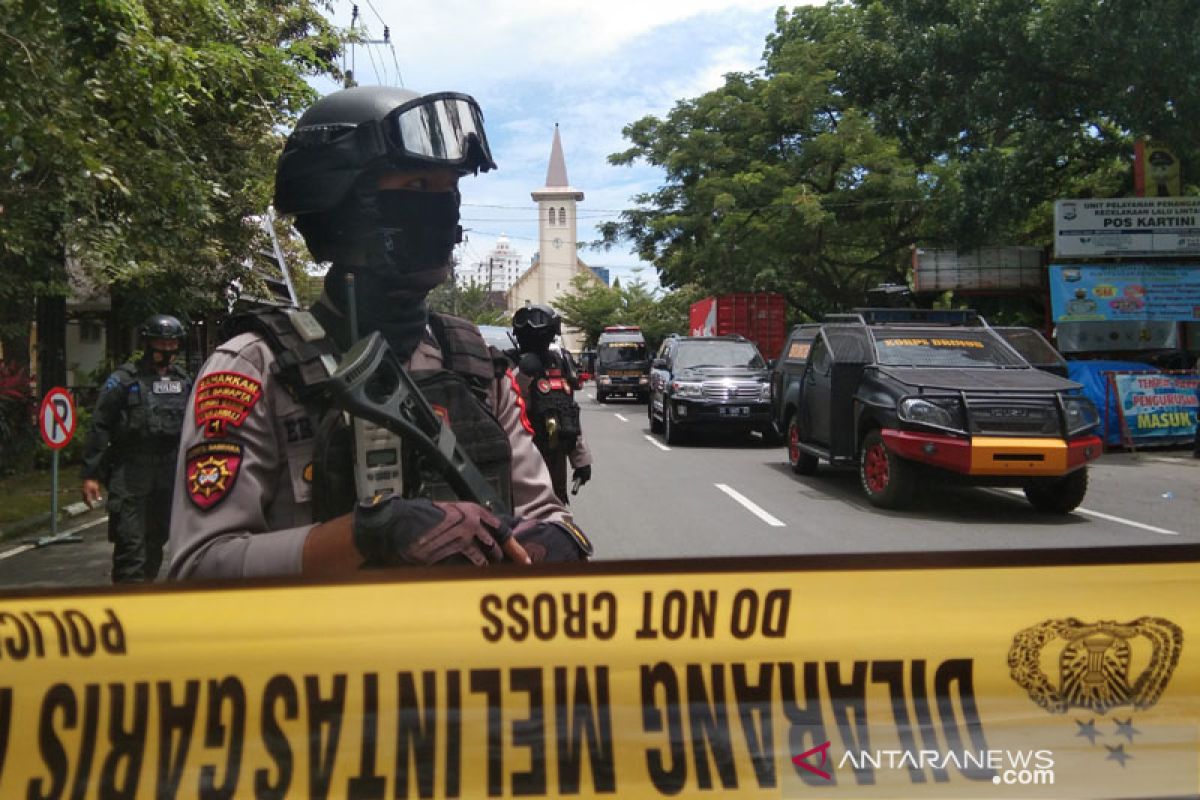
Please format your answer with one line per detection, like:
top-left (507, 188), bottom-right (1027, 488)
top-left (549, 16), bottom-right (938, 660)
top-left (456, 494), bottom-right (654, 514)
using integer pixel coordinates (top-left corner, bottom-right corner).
top-left (318, 0), bottom-right (812, 289)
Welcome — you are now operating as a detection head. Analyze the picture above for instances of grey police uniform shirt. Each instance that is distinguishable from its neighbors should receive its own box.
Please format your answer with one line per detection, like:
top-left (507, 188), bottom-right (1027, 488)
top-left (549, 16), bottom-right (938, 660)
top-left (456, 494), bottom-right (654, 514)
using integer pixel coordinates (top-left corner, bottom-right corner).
top-left (167, 330), bottom-right (573, 579)
top-left (512, 369), bottom-right (593, 471)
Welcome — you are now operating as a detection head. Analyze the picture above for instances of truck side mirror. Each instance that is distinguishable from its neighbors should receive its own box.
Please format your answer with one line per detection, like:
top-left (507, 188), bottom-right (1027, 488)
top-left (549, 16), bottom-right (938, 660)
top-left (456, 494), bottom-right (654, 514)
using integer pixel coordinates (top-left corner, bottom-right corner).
top-left (652, 358), bottom-right (667, 369)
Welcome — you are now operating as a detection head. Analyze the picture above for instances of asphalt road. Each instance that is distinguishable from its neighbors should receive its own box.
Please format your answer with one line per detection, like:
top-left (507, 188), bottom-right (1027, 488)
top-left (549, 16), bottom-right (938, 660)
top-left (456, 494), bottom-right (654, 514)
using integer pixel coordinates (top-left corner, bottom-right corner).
top-left (0, 392), bottom-right (1195, 590)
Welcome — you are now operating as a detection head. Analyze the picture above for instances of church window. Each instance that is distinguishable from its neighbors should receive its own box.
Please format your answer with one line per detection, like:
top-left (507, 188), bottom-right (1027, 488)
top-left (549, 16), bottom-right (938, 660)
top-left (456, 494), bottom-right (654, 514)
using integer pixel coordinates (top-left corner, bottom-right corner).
top-left (558, 207), bottom-right (567, 225)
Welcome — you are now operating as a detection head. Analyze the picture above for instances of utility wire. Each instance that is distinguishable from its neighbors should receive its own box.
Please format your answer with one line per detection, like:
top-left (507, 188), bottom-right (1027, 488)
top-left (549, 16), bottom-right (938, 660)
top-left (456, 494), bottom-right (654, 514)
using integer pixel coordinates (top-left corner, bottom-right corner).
top-left (363, 0), bottom-right (404, 86)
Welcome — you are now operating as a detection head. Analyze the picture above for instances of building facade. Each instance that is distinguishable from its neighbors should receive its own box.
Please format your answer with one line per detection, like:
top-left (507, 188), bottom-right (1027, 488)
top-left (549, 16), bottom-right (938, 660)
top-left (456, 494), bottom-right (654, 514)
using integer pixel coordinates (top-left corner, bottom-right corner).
top-left (507, 124), bottom-right (602, 352)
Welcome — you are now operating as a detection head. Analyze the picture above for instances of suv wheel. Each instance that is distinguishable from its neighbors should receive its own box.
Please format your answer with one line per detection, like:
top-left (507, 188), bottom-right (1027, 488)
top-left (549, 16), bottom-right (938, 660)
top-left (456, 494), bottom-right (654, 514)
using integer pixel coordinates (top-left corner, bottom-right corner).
top-left (1024, 468), bottom-right (1088, 514)
top-left (664, 402), bottom-right (685, 445)
top-left (649, 395), bottom-right (663, 433)
top-left (787, 412), bottom-right (818, 475)
top-left (859, 429), bottom-right (914, 509)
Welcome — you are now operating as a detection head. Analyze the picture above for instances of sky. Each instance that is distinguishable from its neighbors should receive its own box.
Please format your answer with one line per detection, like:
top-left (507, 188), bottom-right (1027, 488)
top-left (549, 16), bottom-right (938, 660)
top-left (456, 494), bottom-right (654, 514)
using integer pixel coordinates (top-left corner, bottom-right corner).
top-left (311, 0), bottom-right (808, 290)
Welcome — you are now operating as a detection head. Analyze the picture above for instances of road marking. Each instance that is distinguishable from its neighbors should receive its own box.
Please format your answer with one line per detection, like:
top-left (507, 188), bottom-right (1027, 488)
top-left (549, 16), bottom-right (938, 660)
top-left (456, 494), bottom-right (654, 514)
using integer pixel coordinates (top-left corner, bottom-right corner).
top-left (989, 489), bottom-right (1179, 536)
top-left (715, 484), bottom-right (785, 527)
top-left (614, 414), bottom-right (628, 422)
top-left (644, 435), bottom-right (670, 452)
top-left (1145, 456), bottom-right (1194, 465)
top-left (0, 515), bottom-right (109, 561)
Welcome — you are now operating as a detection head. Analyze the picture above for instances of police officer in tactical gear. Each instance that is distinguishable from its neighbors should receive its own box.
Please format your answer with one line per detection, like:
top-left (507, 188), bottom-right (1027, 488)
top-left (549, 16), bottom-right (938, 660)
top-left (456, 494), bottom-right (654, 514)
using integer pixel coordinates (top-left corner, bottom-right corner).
top-left (167, 85), bottom-right (591, 580)
top-left (509, 304), bottom-right (592, 503)
top-left (82, 314), bottom-right (191, 582)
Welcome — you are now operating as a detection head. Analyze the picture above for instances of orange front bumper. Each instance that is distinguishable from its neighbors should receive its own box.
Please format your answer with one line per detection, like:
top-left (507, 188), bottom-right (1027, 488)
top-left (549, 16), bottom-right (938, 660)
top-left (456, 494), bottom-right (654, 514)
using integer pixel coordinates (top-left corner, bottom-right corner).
top-left (882, 430), bottom-right (1103, 476)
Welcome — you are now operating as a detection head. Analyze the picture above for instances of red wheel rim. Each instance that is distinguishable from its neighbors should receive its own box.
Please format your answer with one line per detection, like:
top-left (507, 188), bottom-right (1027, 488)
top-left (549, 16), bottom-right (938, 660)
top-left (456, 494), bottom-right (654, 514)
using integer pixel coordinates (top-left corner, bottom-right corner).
top-left (788, 423), bottom-right (800, 464)
top-left (864, 442), bottom-right (889, 493)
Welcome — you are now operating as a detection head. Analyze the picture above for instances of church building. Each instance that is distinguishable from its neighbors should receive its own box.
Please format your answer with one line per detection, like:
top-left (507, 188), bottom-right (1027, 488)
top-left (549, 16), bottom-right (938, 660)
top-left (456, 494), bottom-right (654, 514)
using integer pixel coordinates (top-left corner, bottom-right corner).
top-left (507, 124), bottom-right (602, 352)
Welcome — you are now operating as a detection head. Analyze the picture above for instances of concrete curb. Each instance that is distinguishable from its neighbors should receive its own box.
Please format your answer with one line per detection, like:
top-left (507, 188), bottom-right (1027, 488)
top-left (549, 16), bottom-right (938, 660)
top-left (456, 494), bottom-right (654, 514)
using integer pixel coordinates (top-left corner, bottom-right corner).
top-left (0, 499), bottom-right (99, 544)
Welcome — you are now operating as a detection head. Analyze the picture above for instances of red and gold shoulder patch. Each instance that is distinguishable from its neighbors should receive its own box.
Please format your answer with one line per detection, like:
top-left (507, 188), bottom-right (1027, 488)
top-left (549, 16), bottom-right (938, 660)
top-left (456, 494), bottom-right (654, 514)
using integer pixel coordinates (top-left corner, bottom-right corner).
top-left (185, 441), bottom-right (244, 510)
top-left (195, 371), bottom-right (263, 439)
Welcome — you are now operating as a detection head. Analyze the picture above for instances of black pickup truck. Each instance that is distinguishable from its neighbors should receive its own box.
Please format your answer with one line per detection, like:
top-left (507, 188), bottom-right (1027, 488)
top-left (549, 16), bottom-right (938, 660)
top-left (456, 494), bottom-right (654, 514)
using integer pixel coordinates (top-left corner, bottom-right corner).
top-left (773, 309), bottom-right (1103, 512)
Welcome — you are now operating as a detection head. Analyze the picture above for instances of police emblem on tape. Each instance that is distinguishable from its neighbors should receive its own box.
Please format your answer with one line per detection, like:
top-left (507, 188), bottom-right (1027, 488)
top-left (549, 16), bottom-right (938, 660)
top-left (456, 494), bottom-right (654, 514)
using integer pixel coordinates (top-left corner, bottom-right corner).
top-left (1008, 616), bottom-right (1182, 714)
top-left (186, 441), bottom-right (244, 510)
top-left (194, 371), bottom-right (263, 438)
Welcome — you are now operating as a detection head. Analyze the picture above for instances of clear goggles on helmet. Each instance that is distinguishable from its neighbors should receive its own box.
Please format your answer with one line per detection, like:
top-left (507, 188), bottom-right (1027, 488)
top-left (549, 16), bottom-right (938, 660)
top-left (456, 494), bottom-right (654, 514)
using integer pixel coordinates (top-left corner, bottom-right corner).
top-left (286, 92), bottom-right (497, 176)
top-left (514, 306), bottom-right (557, 330)
top-left (380, 92), bottom-right (496, 172)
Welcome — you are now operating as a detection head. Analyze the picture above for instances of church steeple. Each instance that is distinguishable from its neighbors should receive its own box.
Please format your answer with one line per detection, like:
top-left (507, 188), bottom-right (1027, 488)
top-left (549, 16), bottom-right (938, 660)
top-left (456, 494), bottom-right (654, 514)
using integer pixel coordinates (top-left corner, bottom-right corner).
top-left (545, 123), bottom-right (570, 188)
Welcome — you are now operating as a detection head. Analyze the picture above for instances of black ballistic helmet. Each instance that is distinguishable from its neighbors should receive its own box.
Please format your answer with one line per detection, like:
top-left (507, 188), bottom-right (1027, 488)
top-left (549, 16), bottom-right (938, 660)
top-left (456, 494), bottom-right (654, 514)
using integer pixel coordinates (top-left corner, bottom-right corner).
top-left (513, 304), bottom-right (561, 352)
top-left (274, 85), bottom-right (497, 217)
top-left (139, 314), bottom-right (185, 342)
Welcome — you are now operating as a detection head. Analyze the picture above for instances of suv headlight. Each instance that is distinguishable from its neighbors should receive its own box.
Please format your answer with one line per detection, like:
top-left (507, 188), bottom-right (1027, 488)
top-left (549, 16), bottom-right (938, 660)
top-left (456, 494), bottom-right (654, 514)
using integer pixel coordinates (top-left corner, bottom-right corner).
top-left (759, 382), bottom-right (772, 401)
top-left (671, 380), bottom-right (703, 398)
top-left (1063, 396), bottom-right (1100, 435)
top-left (898, 397), bottom-right (966, 433)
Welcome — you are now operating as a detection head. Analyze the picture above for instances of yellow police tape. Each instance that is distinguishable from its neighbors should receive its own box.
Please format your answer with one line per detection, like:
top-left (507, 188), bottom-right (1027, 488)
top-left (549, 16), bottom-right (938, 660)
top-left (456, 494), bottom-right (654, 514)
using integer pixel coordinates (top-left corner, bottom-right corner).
top-left (0, 551), bottom-right (1197, 799)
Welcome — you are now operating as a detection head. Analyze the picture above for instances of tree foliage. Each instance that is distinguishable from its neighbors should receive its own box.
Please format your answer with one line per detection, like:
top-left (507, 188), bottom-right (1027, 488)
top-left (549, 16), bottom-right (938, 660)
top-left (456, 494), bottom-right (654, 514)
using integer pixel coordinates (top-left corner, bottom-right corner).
top-left (0, 0), bottom-right (342, 345)
top-left (554, 273), bottom-right (699, 352)
top-left (427, 279), bottom-right (510, 326)
top-left (605, 0), bottom-right (1199, 317)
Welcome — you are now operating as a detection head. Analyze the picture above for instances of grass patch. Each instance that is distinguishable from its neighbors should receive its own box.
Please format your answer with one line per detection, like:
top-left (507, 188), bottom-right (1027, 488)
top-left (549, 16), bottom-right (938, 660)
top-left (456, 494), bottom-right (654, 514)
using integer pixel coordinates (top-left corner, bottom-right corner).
top-left (0, 463), bottom-right (84, 527)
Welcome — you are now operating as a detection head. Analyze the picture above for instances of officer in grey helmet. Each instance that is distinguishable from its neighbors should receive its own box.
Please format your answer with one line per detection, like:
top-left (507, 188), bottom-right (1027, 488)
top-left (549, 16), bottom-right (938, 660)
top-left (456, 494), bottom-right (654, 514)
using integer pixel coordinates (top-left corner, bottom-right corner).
top-left (509, 304), bottom-right (592, 503)
top-left (168, 86), bottom-right (591, 580)
top-left (82, 314), bottom-right (191, 582)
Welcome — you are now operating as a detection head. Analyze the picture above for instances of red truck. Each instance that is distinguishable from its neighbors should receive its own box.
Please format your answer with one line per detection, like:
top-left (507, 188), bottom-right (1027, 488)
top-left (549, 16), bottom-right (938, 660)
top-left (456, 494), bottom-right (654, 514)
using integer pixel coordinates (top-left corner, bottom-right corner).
top-left (688, 293), bottom-right (787, 360)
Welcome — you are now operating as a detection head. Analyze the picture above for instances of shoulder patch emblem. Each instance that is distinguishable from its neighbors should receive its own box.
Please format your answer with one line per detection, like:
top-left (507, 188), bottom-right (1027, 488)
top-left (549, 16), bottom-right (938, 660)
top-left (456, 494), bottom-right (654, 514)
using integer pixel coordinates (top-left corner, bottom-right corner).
top-left (195, 371), bottom-right (263, 438)
top-left (186, 441), bottom-right (244, 510)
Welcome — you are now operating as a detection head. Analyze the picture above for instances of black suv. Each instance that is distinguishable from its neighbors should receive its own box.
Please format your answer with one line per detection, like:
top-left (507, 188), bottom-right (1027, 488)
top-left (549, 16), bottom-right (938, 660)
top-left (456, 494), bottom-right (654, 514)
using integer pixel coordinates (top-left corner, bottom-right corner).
top-left (648, 335), bottom-right (773, 444)
top-left (779, 309), bottom-right (1102, 512)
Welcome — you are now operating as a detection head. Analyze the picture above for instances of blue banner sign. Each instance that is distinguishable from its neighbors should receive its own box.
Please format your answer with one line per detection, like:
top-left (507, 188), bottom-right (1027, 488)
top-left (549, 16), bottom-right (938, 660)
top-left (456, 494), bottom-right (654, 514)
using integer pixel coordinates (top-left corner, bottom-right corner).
top-left (1049, 264), bottom-right (1200, 322)
top-left (1115, 372), bottom-right (1200, 442)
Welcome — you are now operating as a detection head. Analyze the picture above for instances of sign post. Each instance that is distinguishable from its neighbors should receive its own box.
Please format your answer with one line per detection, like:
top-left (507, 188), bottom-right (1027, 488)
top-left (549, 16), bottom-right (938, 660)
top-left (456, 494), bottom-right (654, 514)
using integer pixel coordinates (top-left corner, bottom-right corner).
top-left (38, 387), bottom-right (77, 537)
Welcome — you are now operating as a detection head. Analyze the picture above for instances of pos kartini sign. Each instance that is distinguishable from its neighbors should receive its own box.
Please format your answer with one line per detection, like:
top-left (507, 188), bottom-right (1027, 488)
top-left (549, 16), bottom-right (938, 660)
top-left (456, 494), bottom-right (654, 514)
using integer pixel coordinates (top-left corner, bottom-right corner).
top-left (0, 551), bottom-right (1196, 799)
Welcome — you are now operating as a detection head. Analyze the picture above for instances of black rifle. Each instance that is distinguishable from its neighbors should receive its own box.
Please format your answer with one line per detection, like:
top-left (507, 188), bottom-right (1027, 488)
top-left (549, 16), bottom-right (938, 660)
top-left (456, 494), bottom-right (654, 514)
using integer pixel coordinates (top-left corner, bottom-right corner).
top-left (315, 331), bottom-right (510, 515)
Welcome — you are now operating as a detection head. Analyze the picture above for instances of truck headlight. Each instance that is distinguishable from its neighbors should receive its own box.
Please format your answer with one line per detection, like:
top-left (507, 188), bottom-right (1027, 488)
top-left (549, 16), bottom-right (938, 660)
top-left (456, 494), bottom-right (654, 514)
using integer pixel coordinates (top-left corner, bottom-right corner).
top-left (671, 381), bottom-right (703, 398)
top-left (598, 376), bottom-right (611, 385)
top-left (898, 397), bottom-right (965, 433)
top-left (758, 382), bottom-right (772, 401)
top-left (639, 376), bottom-right (649, 385)
top-left (1064, 397), bottom-right (1100, 435)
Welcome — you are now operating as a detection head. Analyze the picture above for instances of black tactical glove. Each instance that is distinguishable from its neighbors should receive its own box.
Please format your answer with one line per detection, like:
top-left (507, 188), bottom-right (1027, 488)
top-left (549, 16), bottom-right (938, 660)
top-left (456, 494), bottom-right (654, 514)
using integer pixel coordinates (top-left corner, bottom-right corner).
top-left (571, 464), bottom-right (592, 491)
top-left (511, 518), bottom-right (593, 563)
top-left (353, 496), bottom-right (513, 567)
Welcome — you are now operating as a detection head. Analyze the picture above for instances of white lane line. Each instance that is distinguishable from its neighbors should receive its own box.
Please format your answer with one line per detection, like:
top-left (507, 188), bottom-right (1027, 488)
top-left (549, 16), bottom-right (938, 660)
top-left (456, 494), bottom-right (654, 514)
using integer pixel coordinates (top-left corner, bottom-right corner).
top-left (644, 435), bottom-right (671, 452)
top-left (988, 489), bottom-right (1179, 536)
top-left (0, 515), bottom-right (109, 561)
top-left (1145, 456), bottom-right (1193, 465)
top-left (715, 484), bottom-right (785, 527)
top-left (614, 414), bottom-right (629, 422)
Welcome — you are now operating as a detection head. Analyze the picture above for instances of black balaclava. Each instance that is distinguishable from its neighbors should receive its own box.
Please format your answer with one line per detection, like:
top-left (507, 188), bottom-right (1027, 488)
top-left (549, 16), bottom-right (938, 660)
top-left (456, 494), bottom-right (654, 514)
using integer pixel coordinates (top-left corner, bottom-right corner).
top-left (304, 182), bottom-right (462, 359)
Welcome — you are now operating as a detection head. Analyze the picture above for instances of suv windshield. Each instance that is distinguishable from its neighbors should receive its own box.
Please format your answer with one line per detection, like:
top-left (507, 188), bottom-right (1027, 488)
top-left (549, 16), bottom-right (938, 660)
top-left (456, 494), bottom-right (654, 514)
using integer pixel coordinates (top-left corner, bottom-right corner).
top-left (599, 343), bottom-right (647, 365)
top-left (676, 340), bottom-right (765, 370)
top-left (873, 329), bottom-right (1027, 368)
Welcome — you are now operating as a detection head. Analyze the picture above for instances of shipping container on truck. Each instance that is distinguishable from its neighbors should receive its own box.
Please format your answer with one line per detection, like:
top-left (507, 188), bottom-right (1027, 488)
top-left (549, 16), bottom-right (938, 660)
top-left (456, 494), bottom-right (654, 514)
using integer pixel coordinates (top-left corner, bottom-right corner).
top-left (688, 293), bottom-right (787, 360)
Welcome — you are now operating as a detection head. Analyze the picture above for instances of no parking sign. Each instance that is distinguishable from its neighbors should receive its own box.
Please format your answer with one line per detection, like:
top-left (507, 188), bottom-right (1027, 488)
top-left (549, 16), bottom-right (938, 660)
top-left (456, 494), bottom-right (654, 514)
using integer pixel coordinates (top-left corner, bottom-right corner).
top-left (38, 387), bottom-right (76, 450)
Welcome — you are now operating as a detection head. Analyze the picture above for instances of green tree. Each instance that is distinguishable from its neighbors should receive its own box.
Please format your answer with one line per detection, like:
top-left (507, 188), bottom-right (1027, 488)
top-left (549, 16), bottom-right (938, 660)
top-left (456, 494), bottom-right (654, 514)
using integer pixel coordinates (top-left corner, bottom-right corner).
top-left (554, 274), bottom-right (623, 349)
top-left (555, 273), bottom-right (698, 352)
top-left (604, 1), bottom-right (1199, 319)
top-left (605, 26), bottom-right (924, 318)
top-left (804, 0), bottom-right (1200, 246)
top-left (427, 279), bottom-right (509, 326)
top-left (0, 0), bottom-right (342, 360)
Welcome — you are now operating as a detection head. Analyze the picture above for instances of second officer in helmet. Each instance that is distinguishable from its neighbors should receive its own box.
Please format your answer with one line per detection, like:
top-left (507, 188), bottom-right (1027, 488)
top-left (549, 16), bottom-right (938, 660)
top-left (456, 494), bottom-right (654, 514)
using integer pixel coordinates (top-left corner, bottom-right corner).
top-left (168, 85), bottom-right (591, 579)
top-left (82, 314), bottom-right (191, 582)
top-left (509, 304), bottom-right (592, 504)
